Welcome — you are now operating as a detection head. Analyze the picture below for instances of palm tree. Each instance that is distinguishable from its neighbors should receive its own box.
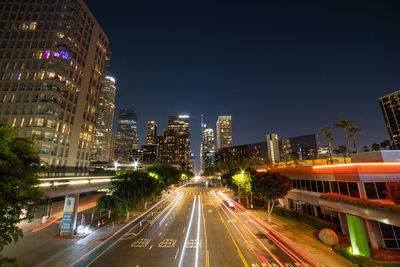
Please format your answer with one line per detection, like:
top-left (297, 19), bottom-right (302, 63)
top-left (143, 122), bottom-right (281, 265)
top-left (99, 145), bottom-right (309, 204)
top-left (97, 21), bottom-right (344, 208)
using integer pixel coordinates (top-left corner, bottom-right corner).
top-left (319, 126), bottom-right (335, 163)
top-left (333, 117), bottom-right (355, 155)
top-left (348, 126), bottom-right (362, 153)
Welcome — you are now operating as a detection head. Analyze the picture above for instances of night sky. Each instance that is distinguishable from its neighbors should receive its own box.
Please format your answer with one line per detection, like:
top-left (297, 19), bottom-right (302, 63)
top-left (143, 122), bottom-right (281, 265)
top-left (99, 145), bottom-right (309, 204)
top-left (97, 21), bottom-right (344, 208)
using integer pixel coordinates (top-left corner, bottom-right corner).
top-left (86, 0), bottom-right (400, 170)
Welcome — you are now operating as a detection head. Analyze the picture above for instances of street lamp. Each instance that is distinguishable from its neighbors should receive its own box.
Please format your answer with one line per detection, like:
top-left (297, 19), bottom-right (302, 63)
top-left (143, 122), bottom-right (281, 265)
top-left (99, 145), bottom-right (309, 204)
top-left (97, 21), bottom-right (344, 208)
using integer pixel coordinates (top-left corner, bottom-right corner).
top-left (132, 160), bottom-right (139, 170)
top-left (113, 160), bottom-right (119, 171)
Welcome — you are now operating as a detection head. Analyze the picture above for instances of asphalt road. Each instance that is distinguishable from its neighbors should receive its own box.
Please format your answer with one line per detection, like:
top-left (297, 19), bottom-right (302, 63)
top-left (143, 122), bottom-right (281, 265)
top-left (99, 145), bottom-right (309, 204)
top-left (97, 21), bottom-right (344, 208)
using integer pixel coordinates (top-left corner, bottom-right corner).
top-left (75, 182), bottom-right (322, 267)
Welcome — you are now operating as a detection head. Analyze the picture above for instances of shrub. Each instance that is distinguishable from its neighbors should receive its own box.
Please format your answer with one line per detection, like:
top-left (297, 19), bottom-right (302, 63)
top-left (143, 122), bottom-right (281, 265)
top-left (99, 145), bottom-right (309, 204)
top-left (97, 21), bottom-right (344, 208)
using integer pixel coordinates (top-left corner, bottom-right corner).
top-left (334, 244), bottom-right (376, 267)
top-left (320, 193), bottom-right (400, 213)
top-left (386, 182), bottom-right (400, 204)
top-left (371, 248), bottom-right (400, 261)
top-left (272, 206), bottom-right (339, 232)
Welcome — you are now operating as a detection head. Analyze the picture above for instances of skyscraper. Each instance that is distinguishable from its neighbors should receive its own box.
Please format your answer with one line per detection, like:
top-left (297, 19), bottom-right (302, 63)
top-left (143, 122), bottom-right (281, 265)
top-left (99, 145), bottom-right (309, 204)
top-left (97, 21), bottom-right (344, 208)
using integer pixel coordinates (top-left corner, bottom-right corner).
top-left (200, 127), bottom-right (216, 173)
top-left (114, 109), bottom-right (138, 161)
top-left (266, 133), bottom-right (280, 163)
top-left (0, 0), bottom-right (110, 175)
top-left (216, 115), bottom-right (232, 149)
top-left (163, 115), bottom-right (190, 166)
top-left (379, 91), bottom-right (400, 149)
top-left (91, 76), bottom-right (116, 162)
top-left (282, 134), bottom-right (317, 160)
top-left (146, 121), bottom-right (158, 144)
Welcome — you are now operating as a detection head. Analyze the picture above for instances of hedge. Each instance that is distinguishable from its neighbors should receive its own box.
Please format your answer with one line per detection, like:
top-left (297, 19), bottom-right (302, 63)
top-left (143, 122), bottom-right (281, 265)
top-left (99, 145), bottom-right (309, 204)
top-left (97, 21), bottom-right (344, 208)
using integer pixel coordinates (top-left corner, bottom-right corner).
top-left (320, 193), bottom-right (400, 214)
top-left (334, 244), bottom-right (400, 267)
top-left (272, 206), bottom-right (339, 232)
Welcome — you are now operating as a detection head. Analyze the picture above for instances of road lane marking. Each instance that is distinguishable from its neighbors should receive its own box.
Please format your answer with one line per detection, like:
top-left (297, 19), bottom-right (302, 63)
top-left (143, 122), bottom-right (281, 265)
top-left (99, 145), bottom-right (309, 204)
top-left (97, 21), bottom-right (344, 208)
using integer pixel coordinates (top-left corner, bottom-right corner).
top-left (183, 227), bottom-right (186, 233)
top-left (210, 193), bottom-right (249, 267)
top-left (131, 238), bottom-right (151, 248)
top-left (195, 195), bottom-right (201, 267)
top-left (175, 248), bottom-right (180, 260)
top-left (158, 232), bottom-right (162, 236)
top-left (149, 245), bottom-right (153, 250)
top-left (201, 195), bottom-right (209, 267)
top-left (158, 239), bottom-right (177, 248)
top-left (178, 195), bottom-right (197, 267)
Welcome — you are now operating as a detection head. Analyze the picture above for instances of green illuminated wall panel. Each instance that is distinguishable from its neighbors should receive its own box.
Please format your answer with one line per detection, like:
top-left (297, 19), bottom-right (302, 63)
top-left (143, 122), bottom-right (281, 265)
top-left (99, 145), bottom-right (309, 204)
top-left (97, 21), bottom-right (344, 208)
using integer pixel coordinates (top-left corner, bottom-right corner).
top-left (346, 214), bottom-right (371, 258)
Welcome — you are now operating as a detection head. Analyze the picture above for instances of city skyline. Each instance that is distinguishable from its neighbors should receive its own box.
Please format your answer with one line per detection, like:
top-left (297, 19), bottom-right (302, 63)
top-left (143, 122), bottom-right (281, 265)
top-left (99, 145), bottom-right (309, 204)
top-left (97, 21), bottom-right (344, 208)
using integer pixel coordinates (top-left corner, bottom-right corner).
top-left (86, 0), bottom-right (399, 165)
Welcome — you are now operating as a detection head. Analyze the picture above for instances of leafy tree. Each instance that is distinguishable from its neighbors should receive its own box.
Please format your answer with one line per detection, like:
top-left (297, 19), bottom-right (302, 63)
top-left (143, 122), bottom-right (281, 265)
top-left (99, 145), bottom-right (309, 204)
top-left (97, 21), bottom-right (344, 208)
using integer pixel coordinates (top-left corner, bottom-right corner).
top-left (333, 117), bottom-right (355, 154)
top-left (380, 140), bottom-right (391, 150)
top-left (319, 126), bottom-right (335, 163)
top-left (386, 182), bottom-right (400, 204)
top-left (0, 120), bottom-right (44, 264)
top-left (97, 195), bottom-right (117, 218)
top-left (232, 171), bottom-right (252, 208)
top-left (251, 171), bottom-right (292, 222)
top-left (146, 163), bottom-right (181, 188)
top-left (348, 126), bottom-right (362, 153)
top-left (363, 146), bottom-right (370, 152)
top-left (371, 143), bottom-right (380, 151)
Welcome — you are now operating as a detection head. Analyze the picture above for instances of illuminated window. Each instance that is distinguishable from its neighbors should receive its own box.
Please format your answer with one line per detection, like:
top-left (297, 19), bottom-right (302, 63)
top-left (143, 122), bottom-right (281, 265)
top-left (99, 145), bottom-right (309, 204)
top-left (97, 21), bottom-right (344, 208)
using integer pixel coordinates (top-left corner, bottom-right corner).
top-left (29, 22), bottom-right (37, 30)
top-left (34, 118), bottom-right (44, 127)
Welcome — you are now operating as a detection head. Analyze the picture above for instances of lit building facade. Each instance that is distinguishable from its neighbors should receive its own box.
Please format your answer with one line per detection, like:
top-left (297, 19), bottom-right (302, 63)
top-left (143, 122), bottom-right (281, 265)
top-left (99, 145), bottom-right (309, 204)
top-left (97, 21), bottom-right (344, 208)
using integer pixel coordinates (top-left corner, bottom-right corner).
top-left (216, 115), bottom-right (232, 149)
top-left (0, 0), bottom-right (110, 176)
top-left (163, 115), bottom-right (190, 167)
top-left (215, 141), bottom-right (267, 167)
top-left (91, 76), bottom-right (116, 162)
top-left (274, 151), bottom-right (400, 250)
top-left (266, 133), bottom-right (280, 163)
top-left (282, 134), bottom-right (317, 160)
top-left (200, 127), bottom-right (216, 173)
top-left (114, 109), bottom-right (138, 162)
top-left (146, 121), bottom-right (157, 144)
top-left (379, 91), bottom-right (400, 149)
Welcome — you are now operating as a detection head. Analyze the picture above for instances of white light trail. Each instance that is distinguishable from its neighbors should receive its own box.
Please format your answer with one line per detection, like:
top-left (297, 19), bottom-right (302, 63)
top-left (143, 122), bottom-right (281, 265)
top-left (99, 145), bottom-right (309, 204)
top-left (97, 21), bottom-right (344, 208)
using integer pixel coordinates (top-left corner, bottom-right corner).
top-left (158, 193), bottom-right (183, 226)
top-left (178, 195), bottom-right (197, 267)
top-left (195, 195), bottom-right (201, 267)
top-left (150, 193), bottom-right (181, 226)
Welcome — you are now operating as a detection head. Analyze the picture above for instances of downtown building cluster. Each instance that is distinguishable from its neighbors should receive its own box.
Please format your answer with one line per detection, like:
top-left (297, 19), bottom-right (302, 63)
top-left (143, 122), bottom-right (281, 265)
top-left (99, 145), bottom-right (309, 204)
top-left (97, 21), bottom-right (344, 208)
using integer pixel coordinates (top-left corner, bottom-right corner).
top-left (112, 113), bottom-right (194, 171)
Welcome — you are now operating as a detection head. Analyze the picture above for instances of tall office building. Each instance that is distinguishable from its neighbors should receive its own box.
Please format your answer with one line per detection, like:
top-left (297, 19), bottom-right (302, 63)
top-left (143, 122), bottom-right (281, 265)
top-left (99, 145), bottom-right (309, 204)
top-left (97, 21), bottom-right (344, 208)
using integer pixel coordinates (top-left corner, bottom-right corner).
top-left (379, 91), bottom-right (400, 149)
top-left (215, 141), bottom-right (268, 167)
top-left (282, 134), bottom-right (317, 160)
top-left (91, 75), bottom-right (116, 162)
top-left (0, 0), bottom-right (110, 175)
top-left (146, 121), bottom-right (157, 144)
top-left (266, 133), bottom-right (280, 163)
top-left (114, 109), bottom-right (138, 161)
top-left (200, 127), bottom-right (216, 173)
top-left (163, 115), bottom-right (190, 166)
top-left (216, 115), bottom-right (232, 149)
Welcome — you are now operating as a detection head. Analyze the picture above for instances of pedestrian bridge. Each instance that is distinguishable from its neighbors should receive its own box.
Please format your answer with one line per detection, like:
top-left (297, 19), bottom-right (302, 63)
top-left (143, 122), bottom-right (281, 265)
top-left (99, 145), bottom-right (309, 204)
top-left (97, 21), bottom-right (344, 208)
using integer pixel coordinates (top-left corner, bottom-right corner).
top-left (38, 176), bottom-right (115, 198)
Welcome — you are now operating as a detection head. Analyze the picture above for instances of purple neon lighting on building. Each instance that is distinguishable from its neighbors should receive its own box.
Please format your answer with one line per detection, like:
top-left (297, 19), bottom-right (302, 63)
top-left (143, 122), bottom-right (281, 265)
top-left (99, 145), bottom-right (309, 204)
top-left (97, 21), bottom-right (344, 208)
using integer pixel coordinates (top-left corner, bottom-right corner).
top-left (43, 50), bottom-right (51, 59)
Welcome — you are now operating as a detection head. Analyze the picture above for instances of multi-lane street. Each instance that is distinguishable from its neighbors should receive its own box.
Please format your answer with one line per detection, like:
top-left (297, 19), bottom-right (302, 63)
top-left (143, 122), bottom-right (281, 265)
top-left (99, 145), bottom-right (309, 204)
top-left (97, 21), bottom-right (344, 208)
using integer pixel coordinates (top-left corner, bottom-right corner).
top-left (73, 182), bottom-right (322, 267)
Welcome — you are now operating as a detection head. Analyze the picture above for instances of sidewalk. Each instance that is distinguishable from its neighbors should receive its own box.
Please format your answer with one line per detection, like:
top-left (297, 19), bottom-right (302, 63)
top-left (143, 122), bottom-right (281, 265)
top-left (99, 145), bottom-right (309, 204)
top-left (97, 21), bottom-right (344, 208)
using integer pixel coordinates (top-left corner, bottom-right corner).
top-left (248, 209), bottom-right (357, 267)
